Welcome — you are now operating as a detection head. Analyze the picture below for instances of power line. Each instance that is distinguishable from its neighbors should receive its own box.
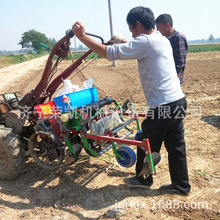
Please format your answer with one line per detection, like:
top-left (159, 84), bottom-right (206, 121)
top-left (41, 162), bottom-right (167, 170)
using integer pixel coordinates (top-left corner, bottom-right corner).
top-left (86, 0), bottom-right (96, 28)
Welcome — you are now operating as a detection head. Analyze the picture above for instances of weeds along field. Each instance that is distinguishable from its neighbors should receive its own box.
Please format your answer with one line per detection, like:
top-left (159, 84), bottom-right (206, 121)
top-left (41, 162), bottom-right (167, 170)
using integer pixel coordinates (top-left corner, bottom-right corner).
top-left (0, 49), bottom-right (219, 220)
top-left (188, 43), bottom-right (220, 53)
top-left (0, 53), bottom-right (45, 68)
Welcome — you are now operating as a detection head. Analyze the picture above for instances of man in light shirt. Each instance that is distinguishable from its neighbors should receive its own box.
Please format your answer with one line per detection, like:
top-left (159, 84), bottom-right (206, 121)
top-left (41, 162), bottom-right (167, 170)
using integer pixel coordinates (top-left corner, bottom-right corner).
top-left (72, 6), bottom-right (190, 195)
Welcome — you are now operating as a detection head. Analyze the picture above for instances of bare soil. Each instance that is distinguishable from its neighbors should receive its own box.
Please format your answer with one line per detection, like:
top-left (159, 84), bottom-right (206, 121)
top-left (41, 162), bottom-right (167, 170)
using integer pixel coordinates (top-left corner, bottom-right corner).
top-left (0, 52), bottom-right (220, 220)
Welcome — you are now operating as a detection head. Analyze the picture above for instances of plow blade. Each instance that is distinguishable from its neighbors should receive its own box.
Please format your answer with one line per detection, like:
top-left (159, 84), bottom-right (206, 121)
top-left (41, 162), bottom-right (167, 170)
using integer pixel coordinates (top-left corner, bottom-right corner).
top-left (137, 152), bottom-right (161, 177)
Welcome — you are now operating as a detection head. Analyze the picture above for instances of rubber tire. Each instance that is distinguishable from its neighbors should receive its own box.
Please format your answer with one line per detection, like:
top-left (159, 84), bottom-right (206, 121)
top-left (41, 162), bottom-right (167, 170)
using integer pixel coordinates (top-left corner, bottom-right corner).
top-left (8, 98), bottom-right (19, 110)
top-left (0, 125), bottom-right (25, 180)
top-left (116, 146), bottom-right (136, 168)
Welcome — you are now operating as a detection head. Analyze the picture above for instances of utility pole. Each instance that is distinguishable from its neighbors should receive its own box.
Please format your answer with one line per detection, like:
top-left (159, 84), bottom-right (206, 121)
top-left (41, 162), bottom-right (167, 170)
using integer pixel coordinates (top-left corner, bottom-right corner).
top-left (108, 0), bottom-right (117, 66)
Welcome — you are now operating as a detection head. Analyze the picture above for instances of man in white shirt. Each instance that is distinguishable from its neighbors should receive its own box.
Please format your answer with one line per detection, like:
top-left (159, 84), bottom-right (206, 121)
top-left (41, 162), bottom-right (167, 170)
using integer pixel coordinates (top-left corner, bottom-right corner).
top-left (72, 6), bottom-right (190, 195)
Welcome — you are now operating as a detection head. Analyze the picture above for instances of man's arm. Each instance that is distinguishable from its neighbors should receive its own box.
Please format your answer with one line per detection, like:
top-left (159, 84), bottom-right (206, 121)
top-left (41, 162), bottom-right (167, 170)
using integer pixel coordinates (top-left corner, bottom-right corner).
top-left (72, 21), bottom-right (107, 58)
top-left (73, 21), bottom-right (148, 61)
top-left (173, 35), bottom-right (188, 77)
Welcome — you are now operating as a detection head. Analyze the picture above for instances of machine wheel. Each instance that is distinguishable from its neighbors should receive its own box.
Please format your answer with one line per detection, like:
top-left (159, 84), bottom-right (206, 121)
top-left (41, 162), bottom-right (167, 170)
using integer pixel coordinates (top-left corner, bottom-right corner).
top-left (3, 111), bottom-right (25, 135)
top-left (116, 146), bottom-right (136, 168)
top-left (0, 125), bottom-right (25, 180)
top-left (28, 132), bottom-right (64, 170)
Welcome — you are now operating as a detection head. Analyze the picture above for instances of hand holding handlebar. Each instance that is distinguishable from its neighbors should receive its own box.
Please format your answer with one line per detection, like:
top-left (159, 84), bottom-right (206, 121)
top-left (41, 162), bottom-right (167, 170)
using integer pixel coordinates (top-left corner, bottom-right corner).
top-left (108, 35), bottom-right (124, 44)
top-left (72, 21), bottom-right (85, 39)
top-left (71, 21), bottom-right (107, 58)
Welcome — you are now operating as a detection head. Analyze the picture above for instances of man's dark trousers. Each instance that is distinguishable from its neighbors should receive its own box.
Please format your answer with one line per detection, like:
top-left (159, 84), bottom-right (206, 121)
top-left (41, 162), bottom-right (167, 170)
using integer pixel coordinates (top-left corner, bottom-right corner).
top-left (136, 97), bottom-right (191, 194)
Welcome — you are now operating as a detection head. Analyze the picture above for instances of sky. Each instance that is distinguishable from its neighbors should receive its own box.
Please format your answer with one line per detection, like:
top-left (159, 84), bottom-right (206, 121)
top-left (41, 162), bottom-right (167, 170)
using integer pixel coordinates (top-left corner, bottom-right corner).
top-left (0, 0), bottom-right (219, 51)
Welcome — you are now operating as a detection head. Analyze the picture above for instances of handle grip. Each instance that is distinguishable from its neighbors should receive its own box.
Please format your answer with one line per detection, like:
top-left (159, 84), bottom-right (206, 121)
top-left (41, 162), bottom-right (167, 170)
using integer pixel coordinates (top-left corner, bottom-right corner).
top-left (40, 43), bottom-right (51, 50)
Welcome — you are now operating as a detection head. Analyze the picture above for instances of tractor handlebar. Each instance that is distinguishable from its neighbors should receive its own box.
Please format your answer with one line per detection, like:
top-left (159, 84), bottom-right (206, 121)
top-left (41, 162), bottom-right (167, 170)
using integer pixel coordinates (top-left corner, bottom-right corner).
top-left (65, 29), bottom-right (105, 45)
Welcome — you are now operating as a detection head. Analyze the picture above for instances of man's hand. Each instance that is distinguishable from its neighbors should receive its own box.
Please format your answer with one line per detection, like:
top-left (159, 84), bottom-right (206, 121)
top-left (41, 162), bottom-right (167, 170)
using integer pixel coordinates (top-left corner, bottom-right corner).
top-left (72, 21), bottom-right (85, 39)
top-left (108, 34), bottom-right (127, 44)
top-left (71, 21), bottom-right (107, 58)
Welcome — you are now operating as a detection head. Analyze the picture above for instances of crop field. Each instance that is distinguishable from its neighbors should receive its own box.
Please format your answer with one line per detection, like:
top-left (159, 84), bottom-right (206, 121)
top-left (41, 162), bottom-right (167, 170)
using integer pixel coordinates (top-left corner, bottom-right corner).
top-left (0, 51), bottom-right (219, 220)
top-left (188, 43), bottom-right (220, 53)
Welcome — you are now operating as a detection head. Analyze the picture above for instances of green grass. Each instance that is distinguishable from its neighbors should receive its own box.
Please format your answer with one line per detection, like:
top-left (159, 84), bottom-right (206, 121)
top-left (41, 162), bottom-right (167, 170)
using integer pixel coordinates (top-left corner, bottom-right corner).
top-left (188, 43), bottom-right (220, 53)
top-left (0, 53), bottom-right (46, 68)
top-left (65, 51), bottom-right (102, 60)
top-left (52, 51), bottom-right (101, 61)
top-left (0, 51), bottom-right (100, 68)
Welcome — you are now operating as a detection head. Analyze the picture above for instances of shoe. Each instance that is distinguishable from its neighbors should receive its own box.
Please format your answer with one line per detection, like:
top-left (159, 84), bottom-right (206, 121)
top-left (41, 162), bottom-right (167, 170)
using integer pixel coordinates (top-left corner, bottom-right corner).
top-left (124, 176), bottom-right (152, 188)
top-left (159, 184), bottom-right (190, 196)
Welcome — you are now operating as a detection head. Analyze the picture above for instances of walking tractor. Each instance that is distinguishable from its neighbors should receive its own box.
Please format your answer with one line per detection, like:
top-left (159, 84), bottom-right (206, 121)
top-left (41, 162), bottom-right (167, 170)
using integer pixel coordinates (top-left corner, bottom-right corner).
top-left (0, 30), bottom-right (160, 180)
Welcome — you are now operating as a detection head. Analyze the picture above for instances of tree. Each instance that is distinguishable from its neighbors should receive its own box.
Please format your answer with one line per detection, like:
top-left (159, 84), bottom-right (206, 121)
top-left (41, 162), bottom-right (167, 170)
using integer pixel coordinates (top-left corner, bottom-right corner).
top-left (208, 34), bottom-right (214, 43)
top-left (18, 29), bottom-right (56, 53)
top-left (48, 37), bottom-right (57, 47)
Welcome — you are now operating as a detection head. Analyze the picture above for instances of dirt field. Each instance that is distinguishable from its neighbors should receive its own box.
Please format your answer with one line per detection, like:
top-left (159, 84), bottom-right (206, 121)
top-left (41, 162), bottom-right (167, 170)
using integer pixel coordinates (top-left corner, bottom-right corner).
top-left (0, 52), bottom-right (220, 220)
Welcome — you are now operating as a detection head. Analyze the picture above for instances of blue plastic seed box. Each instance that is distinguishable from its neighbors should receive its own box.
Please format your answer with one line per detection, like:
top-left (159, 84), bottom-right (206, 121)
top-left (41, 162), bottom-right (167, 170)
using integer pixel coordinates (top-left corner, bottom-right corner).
top-left (53, 87), bottom-right (98, 113)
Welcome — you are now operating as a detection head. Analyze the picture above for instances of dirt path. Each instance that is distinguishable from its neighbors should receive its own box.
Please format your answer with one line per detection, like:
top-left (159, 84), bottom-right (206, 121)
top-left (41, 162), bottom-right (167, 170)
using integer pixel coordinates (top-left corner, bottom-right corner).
top-left (0, 52), bottom-right (220, 220)
top-left (0, 55), bottom-right (48, 94)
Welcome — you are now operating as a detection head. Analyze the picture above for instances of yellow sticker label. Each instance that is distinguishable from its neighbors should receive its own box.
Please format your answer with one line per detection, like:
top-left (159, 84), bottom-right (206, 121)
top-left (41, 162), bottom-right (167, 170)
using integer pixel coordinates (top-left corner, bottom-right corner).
top-left (41, 105), bottom-right (53, 115)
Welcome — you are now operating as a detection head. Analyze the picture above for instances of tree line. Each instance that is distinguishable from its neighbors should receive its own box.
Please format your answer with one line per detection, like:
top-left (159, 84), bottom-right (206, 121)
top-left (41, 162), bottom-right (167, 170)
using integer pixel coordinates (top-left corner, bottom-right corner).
top-left (188, 34), bottom-right (220, 44)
